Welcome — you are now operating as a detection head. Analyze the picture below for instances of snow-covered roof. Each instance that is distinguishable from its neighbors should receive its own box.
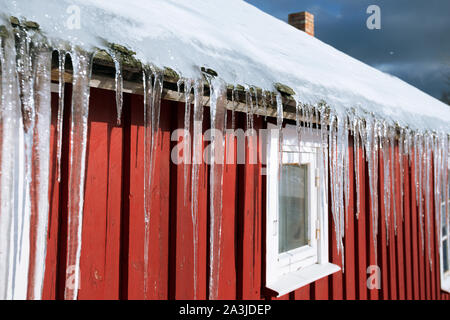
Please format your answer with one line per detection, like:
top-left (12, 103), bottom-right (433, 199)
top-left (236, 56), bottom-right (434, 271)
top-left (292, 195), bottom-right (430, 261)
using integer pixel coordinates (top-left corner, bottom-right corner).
top-left (1, 0), bottom-right (449, 132)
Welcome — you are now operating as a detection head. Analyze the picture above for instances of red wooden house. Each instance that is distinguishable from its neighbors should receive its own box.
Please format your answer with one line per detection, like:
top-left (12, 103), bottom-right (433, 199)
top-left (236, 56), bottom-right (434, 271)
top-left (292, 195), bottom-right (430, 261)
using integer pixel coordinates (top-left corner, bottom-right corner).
top-left (0, 1), bottom-right (449, 300)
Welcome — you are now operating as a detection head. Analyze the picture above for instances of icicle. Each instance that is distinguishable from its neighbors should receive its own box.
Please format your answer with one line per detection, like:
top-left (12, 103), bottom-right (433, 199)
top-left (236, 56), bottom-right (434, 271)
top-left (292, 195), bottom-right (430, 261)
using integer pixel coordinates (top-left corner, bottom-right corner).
top-left (435, 133), bottom-right (449, 240)
top-left (275, 93), bottom-right (284, 177)
top-left (245, 87), bottom-right (254, 130)
top-left (406, 129), bottom-right (413, 166)
top-left (27, 44), bottom-right (52, 300)
top-left (334, 114), bottom-right (348, 268)
top-left (208, 78), bottom-right (227, 300)
top-left (329, 114), bottom-right (338, 243)
top-left (295, 101), bottom-right (302, 154)
top-left (314, 107), bottom-right (319, 134)
top-left (150, 71), bottom-right (163, 295)
top-left (142, 69), bottom-right (152, 299)
top-left (443, 135), bottom-right (449, 232)
top-left (433, 132), bottom-right (448, 253)
top-left (253, 86), bottom-right (259, 118)
top-left (275, 93), bottom-right (283, 133)
top-left (56, 50), bottom-right (66, 183)
top-left (382, 124), bottom-right (391, 242)
top-left (64, 49), bottom-right (93, 300)
top-left (249, 88), bottom-right (255, 127)
top-left (399, 129), bottom-right (405, 222)
top-left (433, 135), bottom-right (440, 237)
top-left (351, 113), bottom-right (362, 219)
top-left (262, 91), bottom-right (268, 121)
top-left (389, 128), bottom-right (397, 236)
top-left (318, 105), bottom-right (329, 239)
top-left (364, 116), bottom-right (380, 264)
top-left (110, 50), bottom-right (123, 125)
top-left (415, 133), bottom-right (425, 252)
top-left (342, 115), bottom-right (350, 224)
top-left (183, 79), bottom-right (193, 205)
top-left (14, 27), bottom-right (35, 132)
top-left (328, 112), bottom-right (344, 268)
top-left (142, 68), bottom-right (163, 298)
top-left (425, 133), bottom-right (432, 266)
top-left (232, 87), bottom-right (237, 130)
top-left (302, 104), bottom-right (308, 130)
top-left (191, 78), bottom-right (204, 299)
top-left (150, 70), bottom-right (163, 178)
top-left (0, 28), bottom-right (22, 300)
top-left (307, 105), bottom-right (314, 134)
top-left (15, 29), bottom-right (37, 291)
top-left (414, 134), bottom-right (420, 205)
top-left (177, 78), bottom-right (183, 95)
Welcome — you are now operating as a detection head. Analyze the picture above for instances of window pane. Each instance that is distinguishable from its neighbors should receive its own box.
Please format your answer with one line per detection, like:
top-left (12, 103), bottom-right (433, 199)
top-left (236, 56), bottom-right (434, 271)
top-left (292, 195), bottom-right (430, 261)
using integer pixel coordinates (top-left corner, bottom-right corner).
top-left (279, 164), bottom-right (308, 253)
top-left (444, 239), bottom-right (449, 273)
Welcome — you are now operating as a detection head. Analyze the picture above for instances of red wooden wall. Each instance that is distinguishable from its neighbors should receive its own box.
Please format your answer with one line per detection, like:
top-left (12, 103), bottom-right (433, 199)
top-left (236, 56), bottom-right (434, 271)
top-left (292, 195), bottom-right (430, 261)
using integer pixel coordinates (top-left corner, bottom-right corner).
top-left (41, 85), bottom-right (450, 300)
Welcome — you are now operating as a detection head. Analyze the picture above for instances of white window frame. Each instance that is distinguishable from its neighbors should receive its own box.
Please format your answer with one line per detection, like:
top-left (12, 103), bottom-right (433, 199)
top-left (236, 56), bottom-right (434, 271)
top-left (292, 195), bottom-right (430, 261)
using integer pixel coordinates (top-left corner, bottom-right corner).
top-left (440, 158), bottom-right (450, 293)
top-left (265, 124), bottom-right (340, 297)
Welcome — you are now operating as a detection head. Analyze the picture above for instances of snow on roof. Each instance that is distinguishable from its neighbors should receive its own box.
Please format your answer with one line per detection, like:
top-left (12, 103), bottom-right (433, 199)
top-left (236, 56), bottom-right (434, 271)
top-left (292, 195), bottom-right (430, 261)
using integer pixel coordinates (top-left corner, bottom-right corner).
top-left (1, 0), bottom-right (449, 132)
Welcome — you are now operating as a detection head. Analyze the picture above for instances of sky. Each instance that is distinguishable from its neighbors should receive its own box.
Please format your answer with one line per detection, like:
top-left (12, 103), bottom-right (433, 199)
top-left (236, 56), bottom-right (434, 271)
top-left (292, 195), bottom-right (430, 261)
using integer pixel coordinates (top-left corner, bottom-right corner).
top-left (244, 0), bottom-right (450, 100)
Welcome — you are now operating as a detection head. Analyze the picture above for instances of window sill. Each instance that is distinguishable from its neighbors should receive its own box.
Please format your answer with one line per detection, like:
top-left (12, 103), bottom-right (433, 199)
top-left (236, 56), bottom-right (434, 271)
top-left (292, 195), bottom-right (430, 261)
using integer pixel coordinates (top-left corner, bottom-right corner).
top-left (265, 262), bottom-right (340, 298)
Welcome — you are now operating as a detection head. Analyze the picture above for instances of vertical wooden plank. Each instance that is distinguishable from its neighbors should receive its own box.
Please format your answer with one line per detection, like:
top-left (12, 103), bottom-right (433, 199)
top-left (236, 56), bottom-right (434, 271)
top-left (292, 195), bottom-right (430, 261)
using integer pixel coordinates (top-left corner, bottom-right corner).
top-left (237, 116), bottom-right (262, 300)
top-left (424, 163), bottom-right (432, 300)
top-left (311, 277), bottom-right (328, 300)
top-left (146, 99), bottom-right (171, 300)
top-left (329, 211), bottom-right (344, 300)
top-left (428, 160), bottom-right (437, 300)
top-left (326, 139), bottom-right (343, 300)
top-left (394, 146), bottom-right (405, 300)
top-left (125, 95), bottom-right (171, 300)
top-left (409, 154), bottom-right (421, 299)
top-left (431, 161), bottom-right (438, 300)
top-left (77, 88), bottom-right (123, 300)
top-left (413, 152), bottom-right (427, 300)
top-left (418, 205), bottom-right (426, 299)
top-left (344, 139), bottom-right (356, 300)
top-left (128, 96), bottom-right (171, 300)
top-left (196, 108), bottom-right (209, 300)
top-left (294, 285), bottom-right (310, 300)
top-left (432, 164), bottom-right (443, 300)
top-left (387, 144), bottom-right (398, 300)
top-left (356, 144), bottom-right (368, 300)
top-left (42, 92), bottom-right (62, 300)
top-left (168, 101), bottom-right (182, 299)
top-left (119, 93), bottom-right (131, 300)
top-left (173, 102), bottom-right (208, 300)
top-left (367, 155), bottom-right (379, 300)
top-left (124, 94), bottom-right (145, 299)
top-left (217, 112), bottom-right (237, 299)
top-left (54, 85), bottom-right (73, 300)
top-left (402, 154), bottom-right (413, 300)
top-left (378, 151), bottom-right (389, 300)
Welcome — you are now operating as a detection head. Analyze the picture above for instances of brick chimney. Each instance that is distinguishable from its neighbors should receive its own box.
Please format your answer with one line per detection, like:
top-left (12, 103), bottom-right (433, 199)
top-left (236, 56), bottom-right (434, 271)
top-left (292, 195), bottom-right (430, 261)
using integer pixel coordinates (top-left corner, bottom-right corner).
top-left (288, 11), bottom-right (315, 37)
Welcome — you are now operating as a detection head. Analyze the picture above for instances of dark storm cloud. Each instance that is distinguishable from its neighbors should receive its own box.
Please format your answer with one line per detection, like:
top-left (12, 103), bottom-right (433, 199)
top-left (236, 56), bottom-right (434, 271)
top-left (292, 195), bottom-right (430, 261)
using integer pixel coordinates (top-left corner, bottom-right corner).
top-left (245, 0), bottom-right (450, 99)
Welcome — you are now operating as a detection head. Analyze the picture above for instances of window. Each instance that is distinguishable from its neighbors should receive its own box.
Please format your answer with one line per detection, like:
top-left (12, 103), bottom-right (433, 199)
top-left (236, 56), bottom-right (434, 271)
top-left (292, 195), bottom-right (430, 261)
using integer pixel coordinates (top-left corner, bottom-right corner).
top-left (440, 159), bottom-right (450, 293)
top-left (265, 124), bottom-right (340, 297)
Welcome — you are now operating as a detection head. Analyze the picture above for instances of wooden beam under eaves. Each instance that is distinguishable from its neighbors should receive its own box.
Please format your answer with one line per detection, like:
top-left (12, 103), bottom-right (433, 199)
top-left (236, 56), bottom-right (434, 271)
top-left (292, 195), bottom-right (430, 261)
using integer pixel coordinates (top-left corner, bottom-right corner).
top-left (49, 54), bottom-right (317, 124)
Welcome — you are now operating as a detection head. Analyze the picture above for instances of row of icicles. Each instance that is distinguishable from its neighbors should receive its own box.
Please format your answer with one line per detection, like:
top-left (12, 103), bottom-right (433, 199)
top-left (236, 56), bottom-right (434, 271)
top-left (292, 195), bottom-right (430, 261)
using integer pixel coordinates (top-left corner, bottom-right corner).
top-left (0, 24), bottom-right (449, 300)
